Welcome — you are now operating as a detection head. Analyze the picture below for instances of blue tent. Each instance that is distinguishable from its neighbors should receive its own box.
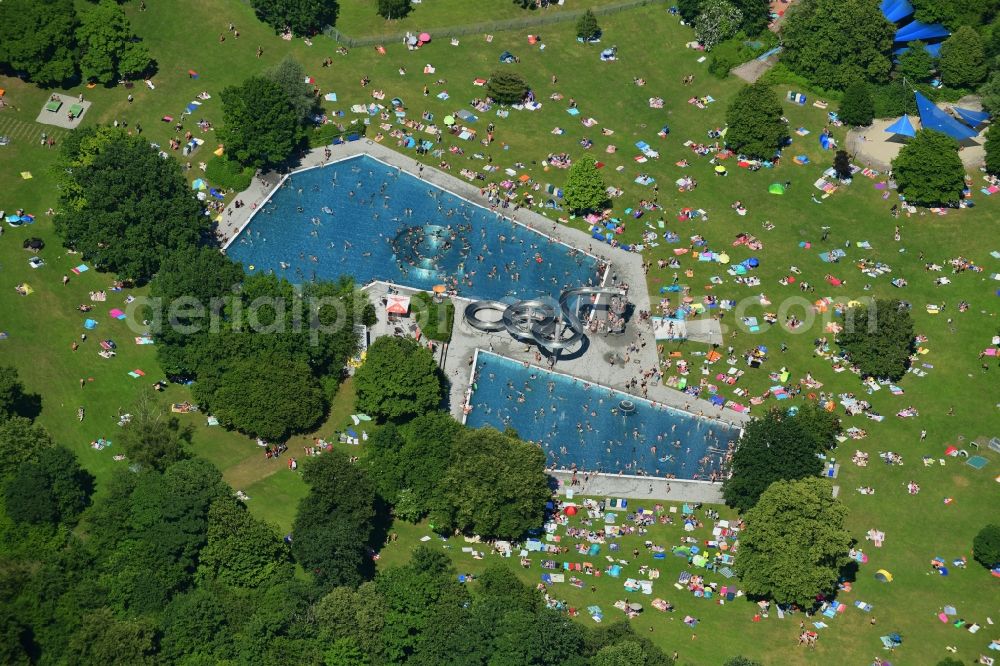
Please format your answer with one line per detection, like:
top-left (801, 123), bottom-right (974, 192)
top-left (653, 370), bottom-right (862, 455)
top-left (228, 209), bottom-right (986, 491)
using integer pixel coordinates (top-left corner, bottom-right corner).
top-left (953, 107), bottom-right (990, 128)
top-left (915, 92), bottom-right (978, 140)
top-left (885, 114), bottom-right (916, 138)
top-left (880, 0), bottom-right (915, 23)
top-left (894, 21), bottom-right (950, 43)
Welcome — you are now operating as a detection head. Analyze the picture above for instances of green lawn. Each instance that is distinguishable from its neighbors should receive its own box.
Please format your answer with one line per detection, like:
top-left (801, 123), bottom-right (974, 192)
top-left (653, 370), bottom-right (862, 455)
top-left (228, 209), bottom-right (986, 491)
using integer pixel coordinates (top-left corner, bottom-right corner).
top-left (1, 1), bottom-right (998, 663)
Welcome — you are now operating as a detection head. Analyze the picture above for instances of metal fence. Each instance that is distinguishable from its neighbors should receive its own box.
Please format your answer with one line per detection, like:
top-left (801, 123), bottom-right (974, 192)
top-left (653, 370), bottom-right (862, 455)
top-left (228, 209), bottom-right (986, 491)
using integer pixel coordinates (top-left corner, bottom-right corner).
top-left (323, 0), bottom-right (667, 48)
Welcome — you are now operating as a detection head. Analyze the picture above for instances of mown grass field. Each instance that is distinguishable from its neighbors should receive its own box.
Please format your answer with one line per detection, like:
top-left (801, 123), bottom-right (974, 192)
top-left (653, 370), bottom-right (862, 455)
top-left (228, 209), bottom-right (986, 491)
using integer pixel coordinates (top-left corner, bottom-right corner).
top-left (0, 1), bottom-right (998, 664)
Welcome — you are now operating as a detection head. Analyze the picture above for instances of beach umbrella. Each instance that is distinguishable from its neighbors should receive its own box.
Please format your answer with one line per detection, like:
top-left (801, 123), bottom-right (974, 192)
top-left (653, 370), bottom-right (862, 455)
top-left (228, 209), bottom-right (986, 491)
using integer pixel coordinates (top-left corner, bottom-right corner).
top-left (419, 32), bottom-right (431, 42)
top-left (444, 115), bottom-right (456, 126)
top-left (628, 602), bottom-right (643, 611)
top-left (768, 183), bottom-right (785, 195)
top-left (714, 165), bottom-right (727, 174)
top-left (718, 253), bottom-right (730, 264)
top-left (192, 178), bottom-right (207, 190)
top-left (748, 257), bottom-right (759, 267)
top-left (432, 284), bottom-right (446, 294)
top-left (874, 569), bottom-right (893, 583)
top-left (564, 505), bottom-right (578, 516)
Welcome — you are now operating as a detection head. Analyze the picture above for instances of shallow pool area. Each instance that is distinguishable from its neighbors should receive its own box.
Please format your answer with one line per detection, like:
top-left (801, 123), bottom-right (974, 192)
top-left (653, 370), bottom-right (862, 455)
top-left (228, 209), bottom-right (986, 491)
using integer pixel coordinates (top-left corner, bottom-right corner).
top-left (228, 155), bottom-right (602, 300)
top-left (464, 352), bottom-right (741, 479)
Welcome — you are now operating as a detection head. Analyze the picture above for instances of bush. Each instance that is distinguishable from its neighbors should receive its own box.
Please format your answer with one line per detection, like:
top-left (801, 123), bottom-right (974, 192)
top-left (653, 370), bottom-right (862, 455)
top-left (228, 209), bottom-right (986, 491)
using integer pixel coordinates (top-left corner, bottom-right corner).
top-left (986, 126), bottom-right (999, 176)
top-left (758, 63), bottom-right (843, 102)
top-left (973, 524), bottom-right (1000, 569)
top-left (410, 291), bottom-right (454, 343)
top-left (871, 82), bottom-right (918, 118)
top-left (204, 157), bottom-right (254, 192)
top-left (309, 122), bottom-right (364, 148)
top-left (708, 39), bottom-right (753, 78)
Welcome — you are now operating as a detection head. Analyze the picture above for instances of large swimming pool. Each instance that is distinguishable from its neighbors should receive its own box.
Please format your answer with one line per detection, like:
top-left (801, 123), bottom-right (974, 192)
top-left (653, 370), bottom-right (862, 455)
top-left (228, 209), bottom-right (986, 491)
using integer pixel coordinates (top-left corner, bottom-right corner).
top-left (228, 155), bottom-right (602, 300)
top-left (465, 352), bottom-right (741, 479)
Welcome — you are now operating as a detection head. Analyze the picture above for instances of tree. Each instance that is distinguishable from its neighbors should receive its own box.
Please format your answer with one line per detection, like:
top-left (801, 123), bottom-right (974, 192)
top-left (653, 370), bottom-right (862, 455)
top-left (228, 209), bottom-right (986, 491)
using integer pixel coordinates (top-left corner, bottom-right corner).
top-left (981, 68), bottom-right (1000, 114)
top-left (485, 70), bottom-right (531, 105)
top-left (695, 0), bottom-right (743, 50)
top-left (833, 149), bottom-right (852, 180)
top-left (3, 446), bottom-right (94, 526)
top-left (593, 641), bottom-right (649, 666)
top-left (434, 428), bottom-right (550, 539)
top-left (0, 417), bottom-right (54, 479)
top-left (838, 82), bottom-right (874, 126)
top-left (935, 659), bottom-right (966, 666)
top-left (677, 0), bottom-right (703, 22)
top-left (220, 76), bottom-right (304, 169)
top-left (781, 0), bottom-right (894, 89)
top-left (76, 0), bottom-right (152, 83)
top-left (265, 55), bottom-right (318, 123)
top-left (891, 129), bottom-right (966, 206)
top-left (912, 0), bottom-right (995, 30)
top-left (0, 0), bottom-right (79, 87)
top-left (250, 0), bottom-right (339, 36)
top-left (730, 0), bottom-right (771, 35)
top-left (735, 478), bottom-right (851, 607)
top-left (939, 26), bottom-right (988, 88)
top-left (722, 409), bottom-right (825, 512)
top-left (564, 156), bottom-right (608, 213)
top-left (973, 524), bottom-right (1000, 569)
top-left (54, 127), bottom-right (205, 283)
top-left (292, 454), bottom-right (378, 589)
top-left (197, 496), bottom-right (291, 588)
top-left (118, 392), bottom-right (191, 471)
top-left (354, 336), bottom-right (444, 422)
top-left (986, 126), bottom-right (999, 176)
top-left (66, 608), bottom-right (158, 666)
top-left (724, 82), bottom-right (789, 159)
top-left (211, 354), bottom-right (326, 441)
top-left (377, 0), bottom-right (412, 20)
top-left (895, 41), bottom-right (935, 83)
top-left (576, 10), bottom-right (600, 41)
top-left (160, 587), bottom-right (238, 663)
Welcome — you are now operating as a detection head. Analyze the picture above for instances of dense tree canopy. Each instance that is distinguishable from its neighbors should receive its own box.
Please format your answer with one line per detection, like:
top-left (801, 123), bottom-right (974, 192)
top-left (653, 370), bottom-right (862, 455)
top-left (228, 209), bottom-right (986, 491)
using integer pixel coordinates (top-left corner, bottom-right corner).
top-left (0, 366), bottom-right (31, 421)
top-left (736, 478), bottom-right (852, 606)
top-left (3, 447), bottom-right (93, 526)
top-left (76, 0), bottom-right (153, 83)
top-left (54, 127), bottom-right (206, 283)
top-left (118, 392), bottom-right (192, 471)
top-left (211, 353), bottom-right (327, 441)
top-left (725, 82), bottom-right (789, 159)
top-left (838, 298), bottom-right (915, 380)
top-left (0, 0), bottom-right (79, 87)
top-left (911, 0), bottom-right (999, 30)
top-left (434, 427), bottom-right (550, 539)
top-left (251, 0), bottom-right (339, 36)
top-left (197, 496), bottom-right (290, 588)
top-left (564, 156), bottom-right (609, 213)
top-left (722, 407), bottom-right (830, 512)
top-left (939, 26), bottom-right (988, 88)
top-left (220, 76), bottom-right (305, 169)
top-left (729, 0), bottom-right (771, 35)
top-left (892, 129), bottom-right (966, 206)
top-left (292, 454), bottom-right (378, 589)
top-left (895, 41), bottom-right (936, 83)
top-left (355, 336), bottom-right (445, 422)
top-left (0, 417), bottom-right (54, 480)
top-left (781, 0), bottom-right (894, 89)
top-left (986, 126), bottom-right (999, 176)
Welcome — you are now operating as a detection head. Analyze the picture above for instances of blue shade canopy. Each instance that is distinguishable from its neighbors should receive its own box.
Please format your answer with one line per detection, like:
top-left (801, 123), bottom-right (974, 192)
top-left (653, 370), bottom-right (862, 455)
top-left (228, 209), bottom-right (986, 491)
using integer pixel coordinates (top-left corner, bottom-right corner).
top-left (895, 21), bottom-right (950, 43)
top-left (885, 114), bottom-right (916, 137)
top-left (881, 0), bottom-right (915, 23)
top-left (953, 107), bottom-right (990, 127)
top-left (915, 92), bottom-right (979, 140)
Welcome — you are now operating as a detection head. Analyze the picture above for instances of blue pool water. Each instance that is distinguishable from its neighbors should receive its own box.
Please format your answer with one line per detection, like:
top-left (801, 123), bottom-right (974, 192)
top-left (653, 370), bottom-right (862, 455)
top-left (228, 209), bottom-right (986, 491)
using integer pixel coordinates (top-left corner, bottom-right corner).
top-left (228, 155), bottom-right (602, 300)
top-left (465, 352), bottom-right (741, 479)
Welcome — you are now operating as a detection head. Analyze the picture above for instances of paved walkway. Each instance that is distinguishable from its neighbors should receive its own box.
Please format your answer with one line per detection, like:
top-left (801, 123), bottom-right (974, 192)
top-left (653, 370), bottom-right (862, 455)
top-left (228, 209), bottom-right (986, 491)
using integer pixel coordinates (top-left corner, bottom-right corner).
top-left (550, 471), bottom-right (724, 503)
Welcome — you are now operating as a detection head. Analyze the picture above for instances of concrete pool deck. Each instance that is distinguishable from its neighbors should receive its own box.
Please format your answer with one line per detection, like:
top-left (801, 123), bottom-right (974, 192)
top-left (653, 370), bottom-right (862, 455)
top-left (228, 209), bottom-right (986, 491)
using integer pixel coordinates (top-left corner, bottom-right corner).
top-left (232, 143), bottom-right (748, 501)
